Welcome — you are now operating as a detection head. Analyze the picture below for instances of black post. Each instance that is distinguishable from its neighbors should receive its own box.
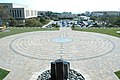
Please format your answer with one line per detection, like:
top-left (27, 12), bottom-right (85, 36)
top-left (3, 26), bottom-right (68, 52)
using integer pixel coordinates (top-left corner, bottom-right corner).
top-left (56, 60), bottom-right (64, 80)
top-left (64, 62), bottom-right (70, 79)
top-left (51, 59), bottom-right (70, 80)
top-left (51, 62), bottom-right (56, 80)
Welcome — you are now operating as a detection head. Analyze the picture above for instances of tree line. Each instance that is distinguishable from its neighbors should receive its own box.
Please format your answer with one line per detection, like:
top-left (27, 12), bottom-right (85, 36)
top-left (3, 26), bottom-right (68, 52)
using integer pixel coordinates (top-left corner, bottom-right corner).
top-left (90, 15), bottom-right (120, 27)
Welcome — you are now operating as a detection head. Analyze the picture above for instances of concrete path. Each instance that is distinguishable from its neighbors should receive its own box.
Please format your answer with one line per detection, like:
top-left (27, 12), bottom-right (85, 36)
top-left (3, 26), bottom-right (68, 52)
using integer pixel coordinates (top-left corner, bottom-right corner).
top-left (0, 27), bottom-right (120, 80)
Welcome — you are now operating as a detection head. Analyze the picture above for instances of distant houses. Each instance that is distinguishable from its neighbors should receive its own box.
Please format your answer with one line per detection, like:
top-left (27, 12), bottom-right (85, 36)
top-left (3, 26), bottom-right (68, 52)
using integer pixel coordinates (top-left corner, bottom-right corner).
top-left (38, 11), bottom-right (77, 19)
top-left (91, 11), bottom-right (120, 16)
top-left (59, 12), bottom-right (77, 19)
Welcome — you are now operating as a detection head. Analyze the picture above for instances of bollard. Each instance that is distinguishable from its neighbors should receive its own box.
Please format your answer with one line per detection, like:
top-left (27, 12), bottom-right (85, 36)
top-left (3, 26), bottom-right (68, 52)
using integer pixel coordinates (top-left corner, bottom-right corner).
top-left (51, 59), bottom-right (70, 80)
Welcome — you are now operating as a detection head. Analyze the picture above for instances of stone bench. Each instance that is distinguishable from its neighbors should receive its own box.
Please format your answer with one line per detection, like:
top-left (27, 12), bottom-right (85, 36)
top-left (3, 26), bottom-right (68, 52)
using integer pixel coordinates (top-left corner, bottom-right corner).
top-left (116, 31), bottom-right (120, 34)
top-left (0, 27), bottom-right (4, 31)
top-left (0, 25), bottom-right (6, 31)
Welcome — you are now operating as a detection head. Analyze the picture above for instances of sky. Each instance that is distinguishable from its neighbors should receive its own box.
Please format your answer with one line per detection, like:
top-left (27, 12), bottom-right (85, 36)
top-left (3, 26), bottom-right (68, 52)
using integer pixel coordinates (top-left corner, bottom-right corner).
top-left (0, 0), bottom-right (120, 13)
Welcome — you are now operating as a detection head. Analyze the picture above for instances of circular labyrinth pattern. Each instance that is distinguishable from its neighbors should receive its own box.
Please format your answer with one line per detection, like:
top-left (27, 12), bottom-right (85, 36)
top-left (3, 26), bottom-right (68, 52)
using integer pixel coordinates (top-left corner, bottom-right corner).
top-left (9, 31), bottom-right (115, 61)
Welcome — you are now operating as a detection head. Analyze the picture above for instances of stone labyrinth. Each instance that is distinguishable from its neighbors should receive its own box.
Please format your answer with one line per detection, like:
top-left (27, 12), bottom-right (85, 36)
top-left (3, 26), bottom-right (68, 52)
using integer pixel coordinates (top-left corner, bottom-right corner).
top-left (9, 29), bottom-right (115, 61)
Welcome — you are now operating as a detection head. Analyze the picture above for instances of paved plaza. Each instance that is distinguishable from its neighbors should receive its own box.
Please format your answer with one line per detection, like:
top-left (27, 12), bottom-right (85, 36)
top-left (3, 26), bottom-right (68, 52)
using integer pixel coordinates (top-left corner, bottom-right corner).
top-left (0, 27), bottom-right (120, 80)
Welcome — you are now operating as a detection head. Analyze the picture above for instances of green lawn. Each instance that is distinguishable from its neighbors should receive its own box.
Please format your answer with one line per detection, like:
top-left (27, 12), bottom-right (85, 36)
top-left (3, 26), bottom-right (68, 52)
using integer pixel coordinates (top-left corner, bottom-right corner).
top-left (0, 68), bottom-right (10, 80)
top-left (73, 27), bottom-right (120, 38)
top-left (115, 71), bottom-right (120, 79)
top-left (0, 27), bottom-right (59, 38)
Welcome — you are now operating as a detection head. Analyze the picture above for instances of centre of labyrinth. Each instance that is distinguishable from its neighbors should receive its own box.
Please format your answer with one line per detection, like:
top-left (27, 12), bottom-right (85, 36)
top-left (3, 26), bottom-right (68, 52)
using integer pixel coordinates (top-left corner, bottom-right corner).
top-left (9, 31), bottom-right (115, 61)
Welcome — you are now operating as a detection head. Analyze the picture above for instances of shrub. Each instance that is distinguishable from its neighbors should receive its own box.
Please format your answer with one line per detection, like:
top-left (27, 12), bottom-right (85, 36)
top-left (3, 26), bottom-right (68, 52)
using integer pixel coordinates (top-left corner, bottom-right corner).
top-left (25, 19), bottom-right (42, 27)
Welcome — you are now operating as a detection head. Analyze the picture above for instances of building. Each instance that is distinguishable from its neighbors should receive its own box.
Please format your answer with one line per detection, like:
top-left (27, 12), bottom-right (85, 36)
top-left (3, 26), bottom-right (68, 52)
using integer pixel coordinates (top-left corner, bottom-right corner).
top-left (91, 11), bottom-right (120, 16)
top-left (0, 3), bottom-right (37, 20)
top-left (59, 12), bottom-right (76, 19)
top-left (37, 11), bottom-right (47, 16)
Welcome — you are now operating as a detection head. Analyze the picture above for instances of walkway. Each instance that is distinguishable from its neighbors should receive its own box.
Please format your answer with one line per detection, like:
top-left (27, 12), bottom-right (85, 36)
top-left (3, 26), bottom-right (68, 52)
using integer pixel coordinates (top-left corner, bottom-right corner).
top-left (0, 27), bottom-right (120, 80)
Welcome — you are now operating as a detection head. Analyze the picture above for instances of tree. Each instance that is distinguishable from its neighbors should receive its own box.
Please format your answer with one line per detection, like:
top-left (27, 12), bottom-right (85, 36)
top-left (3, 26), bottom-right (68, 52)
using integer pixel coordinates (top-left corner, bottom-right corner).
top-left (90, 16), bottom-right (97, 22)
top-left (113, 17), bottom-right (120, 27)
top-left (39, 16), bottom-right (46, 23)
top-left (9, 17), bottom-right (16, 26)
top-left (71, 23), bottom-right (75, 29)
top-left (0, 6), bottom-right (10, 20)
top-left (45, 11), bottom-right (53, 17)
top-left (51, 23), bottom-right (59, 28)
top-left (0, 6), bottom-right (11, 26)
top-left (25, 18), bottom-right (42, 27)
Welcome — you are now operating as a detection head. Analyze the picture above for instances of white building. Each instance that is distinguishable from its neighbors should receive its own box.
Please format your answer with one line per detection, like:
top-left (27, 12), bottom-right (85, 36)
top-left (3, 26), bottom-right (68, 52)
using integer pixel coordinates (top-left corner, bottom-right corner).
top-left (0, 3), bottom-right (37, 20)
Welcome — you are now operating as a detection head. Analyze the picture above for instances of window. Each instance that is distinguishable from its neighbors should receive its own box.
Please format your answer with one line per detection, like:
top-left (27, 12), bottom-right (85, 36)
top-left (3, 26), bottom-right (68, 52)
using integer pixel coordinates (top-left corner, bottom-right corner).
top-left (26, 10), bottom-right (30, 17)
top-left (31, 10), bottom-right (33, 16)
top-left (19, 10), bottom-right (22, 17)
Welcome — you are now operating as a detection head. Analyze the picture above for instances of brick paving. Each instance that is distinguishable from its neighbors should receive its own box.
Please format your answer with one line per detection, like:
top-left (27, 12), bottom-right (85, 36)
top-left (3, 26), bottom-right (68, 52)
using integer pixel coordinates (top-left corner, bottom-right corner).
top-left (0, 27), bottom-right (120, 80)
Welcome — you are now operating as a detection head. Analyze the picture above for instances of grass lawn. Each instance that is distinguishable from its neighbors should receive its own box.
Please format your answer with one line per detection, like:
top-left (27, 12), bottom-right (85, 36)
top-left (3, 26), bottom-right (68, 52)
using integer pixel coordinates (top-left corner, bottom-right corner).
top-left (73, 27), bottom-right (120, 38)
top-left (0, 27), bottom-right (59, 38)
top-left (0, 68), bottom-right (10, 80)
top-left (115, 71), bottom-right (120, 79)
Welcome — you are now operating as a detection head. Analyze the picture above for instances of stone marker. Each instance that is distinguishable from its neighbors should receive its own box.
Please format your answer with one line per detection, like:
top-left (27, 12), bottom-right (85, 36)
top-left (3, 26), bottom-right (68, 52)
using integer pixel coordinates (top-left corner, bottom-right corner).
top-left (51, 59), bottom-right (70, 80)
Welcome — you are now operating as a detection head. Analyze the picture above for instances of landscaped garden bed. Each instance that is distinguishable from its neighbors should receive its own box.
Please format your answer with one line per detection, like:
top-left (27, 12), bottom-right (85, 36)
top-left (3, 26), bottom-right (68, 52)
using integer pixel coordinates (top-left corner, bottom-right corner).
top-left (0, 68), bottom-right (10, 80)
top-left (115, 70), bottom-right (120, 79)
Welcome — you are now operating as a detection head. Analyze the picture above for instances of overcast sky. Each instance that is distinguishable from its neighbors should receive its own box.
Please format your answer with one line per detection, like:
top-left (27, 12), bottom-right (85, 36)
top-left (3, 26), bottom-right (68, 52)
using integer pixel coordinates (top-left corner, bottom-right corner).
top-left (1, 0), bottom-right (120, 13)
